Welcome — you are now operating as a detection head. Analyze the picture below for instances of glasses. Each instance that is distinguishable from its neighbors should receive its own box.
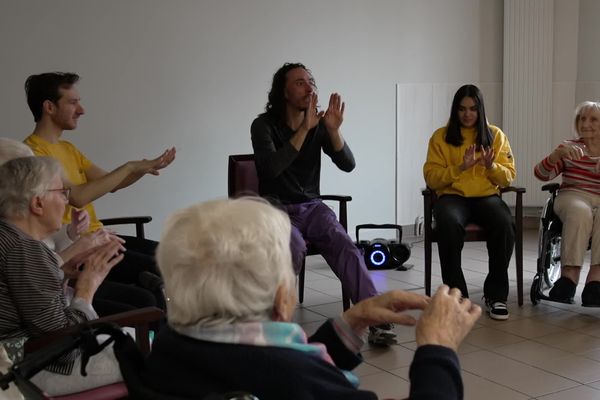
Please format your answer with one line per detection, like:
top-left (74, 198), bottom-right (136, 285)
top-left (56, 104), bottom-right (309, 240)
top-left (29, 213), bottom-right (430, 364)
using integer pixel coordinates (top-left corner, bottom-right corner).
top-left (47, 187), bottom-right (71, 201)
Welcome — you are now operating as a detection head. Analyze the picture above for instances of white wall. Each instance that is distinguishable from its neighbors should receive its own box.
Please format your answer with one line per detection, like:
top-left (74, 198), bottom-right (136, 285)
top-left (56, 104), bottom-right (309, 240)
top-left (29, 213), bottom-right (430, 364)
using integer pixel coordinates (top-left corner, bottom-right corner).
top-left (5, 0), bottom-right (593, 239)
top-left (1, 0), bottom-right (509, 239)
top-left (552, 0), bottom-right (579, 146)
top-left (576, 0), bottom-right (600, 103)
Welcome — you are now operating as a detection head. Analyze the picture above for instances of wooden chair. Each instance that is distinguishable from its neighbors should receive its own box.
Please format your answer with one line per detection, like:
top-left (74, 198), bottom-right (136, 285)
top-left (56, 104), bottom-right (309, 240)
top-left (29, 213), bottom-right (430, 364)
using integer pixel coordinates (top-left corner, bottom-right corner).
top-left (228, 154), bottom-right (351, 310)
top-left (422, 186), bottom-right (525, 306)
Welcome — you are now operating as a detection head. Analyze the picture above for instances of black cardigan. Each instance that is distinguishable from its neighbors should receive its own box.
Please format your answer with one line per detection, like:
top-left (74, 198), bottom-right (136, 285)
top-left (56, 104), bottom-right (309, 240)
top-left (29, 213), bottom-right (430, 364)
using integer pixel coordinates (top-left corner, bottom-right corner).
top-left (141, 320), bottom-right (463, 399)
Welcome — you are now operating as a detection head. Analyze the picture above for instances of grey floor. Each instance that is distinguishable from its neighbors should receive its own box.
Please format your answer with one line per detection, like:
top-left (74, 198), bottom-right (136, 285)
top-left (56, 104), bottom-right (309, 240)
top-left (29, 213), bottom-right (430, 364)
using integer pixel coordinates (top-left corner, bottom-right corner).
top-left (295, 229), bottom-right (600, 400)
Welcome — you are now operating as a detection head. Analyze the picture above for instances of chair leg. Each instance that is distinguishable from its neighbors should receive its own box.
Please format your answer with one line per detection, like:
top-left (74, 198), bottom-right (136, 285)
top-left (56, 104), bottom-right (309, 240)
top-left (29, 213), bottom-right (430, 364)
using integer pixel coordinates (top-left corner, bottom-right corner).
top-left (135, 324), bottom-right (150, 355)
top-left (298, 257), bottom-right (306, 304)
top-left (515, 193), bottom-right (524, 307)
top-left (341, 287), bottom-right (350, 311)
top-left (516, 231), bottom-right (524, 307)
top-left (425, 236), bottom-right (432, 296)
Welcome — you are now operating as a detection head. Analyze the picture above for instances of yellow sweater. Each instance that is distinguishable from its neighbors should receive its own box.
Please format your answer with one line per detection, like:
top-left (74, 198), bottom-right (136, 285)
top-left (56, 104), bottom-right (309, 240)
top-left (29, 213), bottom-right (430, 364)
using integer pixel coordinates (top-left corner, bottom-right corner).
top-left (423, 125), bottom-right (516, 197)
top-left (24, 134), bottom-right (103, 232)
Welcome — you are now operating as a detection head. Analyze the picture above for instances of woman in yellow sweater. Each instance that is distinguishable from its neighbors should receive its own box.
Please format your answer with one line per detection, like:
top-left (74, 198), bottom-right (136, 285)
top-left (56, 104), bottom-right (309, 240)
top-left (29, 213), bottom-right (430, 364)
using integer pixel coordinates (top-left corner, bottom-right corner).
top-left (423, 84), bottom-right (516, 320)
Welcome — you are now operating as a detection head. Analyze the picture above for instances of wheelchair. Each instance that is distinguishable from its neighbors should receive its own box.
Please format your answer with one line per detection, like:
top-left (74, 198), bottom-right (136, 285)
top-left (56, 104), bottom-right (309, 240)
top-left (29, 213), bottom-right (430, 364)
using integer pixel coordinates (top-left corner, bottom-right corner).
top-left (530, 183), bottom-right (564, 305)
top-left (530, 183), bottom-right (596, 306)
top-left (0, 322), bottom-right (258, 400)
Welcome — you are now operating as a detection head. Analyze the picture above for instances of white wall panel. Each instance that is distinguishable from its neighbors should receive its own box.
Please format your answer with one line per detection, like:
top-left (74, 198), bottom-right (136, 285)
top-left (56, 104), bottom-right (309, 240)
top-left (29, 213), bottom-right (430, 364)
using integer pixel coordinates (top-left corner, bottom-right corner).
top-left (503, 0), bottom-right (554, 206)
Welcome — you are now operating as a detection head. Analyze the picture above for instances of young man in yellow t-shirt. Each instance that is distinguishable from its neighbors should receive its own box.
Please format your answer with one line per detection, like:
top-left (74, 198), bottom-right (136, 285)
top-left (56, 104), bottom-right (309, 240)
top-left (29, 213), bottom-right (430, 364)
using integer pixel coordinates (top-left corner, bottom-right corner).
top-left (23, 72), bottom-right (175, 314)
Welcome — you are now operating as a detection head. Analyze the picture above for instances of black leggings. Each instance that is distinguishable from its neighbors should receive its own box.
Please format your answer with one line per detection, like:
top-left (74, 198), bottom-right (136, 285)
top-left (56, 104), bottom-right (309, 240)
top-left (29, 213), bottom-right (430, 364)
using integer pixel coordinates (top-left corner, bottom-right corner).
top-left (105, 235), bottom-right (160, 283)
top-left (101, 235), bottom-right (166, 312)
top-left (93, 280), bottom-right (157, 316)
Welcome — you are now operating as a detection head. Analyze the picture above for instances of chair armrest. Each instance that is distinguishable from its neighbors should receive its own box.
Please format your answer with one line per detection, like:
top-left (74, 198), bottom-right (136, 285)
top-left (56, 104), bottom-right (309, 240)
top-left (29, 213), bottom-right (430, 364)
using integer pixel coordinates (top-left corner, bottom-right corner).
top-left (25, 307), bottom-right (164, 355)
top-left (100, 216), bottom-right (152, 240)
top-left (319, 195), bottom-right (352, 232)
top-left (319, 195), bottom-right (352, 202)
top-left (500, 186), bottom-right (526, 194)
top-left (541, 183), bottom-right (560, 193)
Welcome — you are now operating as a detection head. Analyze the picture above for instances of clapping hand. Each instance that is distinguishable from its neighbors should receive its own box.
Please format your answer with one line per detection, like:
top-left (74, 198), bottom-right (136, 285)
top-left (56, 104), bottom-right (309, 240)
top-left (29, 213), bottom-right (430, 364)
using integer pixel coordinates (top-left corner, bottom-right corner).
top-left (553, 144), bottom-right (585, 162)
top-left (342, 290), bottom-right (429, 335)
top-left (131, 147), bottom-right (177, 176)
top-left (323, 93), bottom-right (345, 133)
top-left (300, 93), bottom-right (324, 132)
top-left (66, 209), bottom-right (90, 240)
top-left (460, 145), bottom-right (480, 171)
top-left (416, 285), bottom-right (481, 352)
top-left (62, 230), bottom-right (124, 279)
top-left (479, 146), bottom-right (495, 169)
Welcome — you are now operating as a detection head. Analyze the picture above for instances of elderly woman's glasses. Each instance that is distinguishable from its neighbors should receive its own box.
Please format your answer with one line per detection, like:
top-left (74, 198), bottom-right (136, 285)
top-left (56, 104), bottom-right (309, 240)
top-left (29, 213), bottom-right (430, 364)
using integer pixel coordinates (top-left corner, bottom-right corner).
top-left (47, 187), bottom-right (71, 201)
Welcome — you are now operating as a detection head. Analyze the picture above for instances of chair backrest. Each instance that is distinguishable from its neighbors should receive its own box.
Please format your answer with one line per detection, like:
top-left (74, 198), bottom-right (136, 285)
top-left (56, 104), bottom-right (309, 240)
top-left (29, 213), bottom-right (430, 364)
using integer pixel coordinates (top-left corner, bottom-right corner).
top-left (228, 154), bottom-right (259, 198)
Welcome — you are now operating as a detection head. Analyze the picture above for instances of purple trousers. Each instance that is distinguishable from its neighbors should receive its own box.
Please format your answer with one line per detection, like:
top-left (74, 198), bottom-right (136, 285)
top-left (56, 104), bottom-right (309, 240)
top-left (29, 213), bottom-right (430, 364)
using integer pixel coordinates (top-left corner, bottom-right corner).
top-left (285, 199), bottom-right (377, 304)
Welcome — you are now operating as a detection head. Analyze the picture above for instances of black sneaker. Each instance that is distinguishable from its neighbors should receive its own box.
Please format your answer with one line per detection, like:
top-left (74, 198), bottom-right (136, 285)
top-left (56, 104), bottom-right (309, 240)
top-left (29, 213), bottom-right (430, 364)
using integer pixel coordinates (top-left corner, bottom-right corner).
top-left (368, 324), bottom-right (397, 346)
top-left (484, 298), bottom-right (509, 321)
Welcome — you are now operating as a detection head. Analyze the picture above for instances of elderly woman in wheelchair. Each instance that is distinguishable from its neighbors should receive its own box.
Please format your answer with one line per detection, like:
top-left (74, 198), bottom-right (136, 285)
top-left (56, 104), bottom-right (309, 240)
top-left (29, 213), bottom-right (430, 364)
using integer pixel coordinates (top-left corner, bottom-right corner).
top-left (141, 197), bottom-right (481, 399)
top-left (534, 101), bottom-right (600, 306)
top-left (0, 156), bottom-right (125, 395)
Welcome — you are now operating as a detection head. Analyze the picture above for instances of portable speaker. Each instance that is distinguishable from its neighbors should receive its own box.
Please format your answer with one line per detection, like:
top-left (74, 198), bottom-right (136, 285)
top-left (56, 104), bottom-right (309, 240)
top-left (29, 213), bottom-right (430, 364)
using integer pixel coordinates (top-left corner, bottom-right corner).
top-left (355, 224), bottom-right (412, 270)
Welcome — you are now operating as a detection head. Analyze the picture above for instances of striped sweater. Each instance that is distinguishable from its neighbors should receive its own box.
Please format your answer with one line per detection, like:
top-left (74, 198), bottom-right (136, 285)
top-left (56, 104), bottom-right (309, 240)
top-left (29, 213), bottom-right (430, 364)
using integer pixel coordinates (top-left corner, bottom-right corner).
top-left (534, 139), bottom-right (600, 195)
top-left (0, 219), bottom-right (97, 374)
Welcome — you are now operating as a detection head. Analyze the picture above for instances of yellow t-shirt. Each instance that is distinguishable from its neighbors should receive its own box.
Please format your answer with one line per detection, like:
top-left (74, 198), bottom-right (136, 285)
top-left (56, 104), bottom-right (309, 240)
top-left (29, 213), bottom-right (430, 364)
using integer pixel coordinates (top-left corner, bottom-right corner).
top-left (423, 125), bottom-right (516, 197)
top-left (24, 134), bottom-right (103, 232)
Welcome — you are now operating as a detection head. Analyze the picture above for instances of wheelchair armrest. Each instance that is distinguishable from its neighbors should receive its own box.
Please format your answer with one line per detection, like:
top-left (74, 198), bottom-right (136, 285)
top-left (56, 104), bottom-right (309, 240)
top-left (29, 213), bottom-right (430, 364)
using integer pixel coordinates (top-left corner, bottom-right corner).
top-left (25, 307), bottom-right (164, 355)
top-left (541, 183), bottom-right (560, 193)
top-left (100, 216), bottom-right (152, 240)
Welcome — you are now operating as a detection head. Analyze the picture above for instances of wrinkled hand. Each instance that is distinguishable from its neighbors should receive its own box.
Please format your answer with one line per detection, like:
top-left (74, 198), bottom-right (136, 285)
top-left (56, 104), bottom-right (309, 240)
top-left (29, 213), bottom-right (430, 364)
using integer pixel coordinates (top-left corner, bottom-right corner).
top-left (71, 229), bottom-right (123, 256)
top-left (416, 285), bottom-right (481, 352)
top-left (66, 209), bottom-right (90, 241)
top-left (551, 144), bottom-right (585, 163)
top-left (479, 146), bottom-right (495, 169)
top-left (74, 241), bottom-right (126, 302)
top-left (300, 93), bottom-right (324, 132)
top-left (342, 290), bottom-right (429, 334)
top-left (460, 144), bottom-right (480, 171)
top-left (62, 232), bottom-right (124, 279)
top-left (323, 93), bottom-right (345, 133)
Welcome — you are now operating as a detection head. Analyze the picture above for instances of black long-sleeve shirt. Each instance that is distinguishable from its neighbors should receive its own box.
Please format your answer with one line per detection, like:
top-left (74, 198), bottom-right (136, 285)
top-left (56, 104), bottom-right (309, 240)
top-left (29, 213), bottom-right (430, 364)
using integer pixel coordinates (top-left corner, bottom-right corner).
top-left (251, 114), bottom-right (355, 204)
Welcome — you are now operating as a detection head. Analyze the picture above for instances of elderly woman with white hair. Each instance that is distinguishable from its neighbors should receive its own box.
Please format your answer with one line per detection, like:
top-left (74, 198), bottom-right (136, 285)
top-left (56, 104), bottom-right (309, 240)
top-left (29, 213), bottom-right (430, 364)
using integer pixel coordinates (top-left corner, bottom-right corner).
top-left (535, 101), bottom-right (600, 306)
top-left (0, 137), bottom-right (160, 317)
top-left (0, 137), bottom-right (92, 261)
top-left (142, 198), bottom-right (481, 399)
top-left (0, 156), bottom-right (125, 396)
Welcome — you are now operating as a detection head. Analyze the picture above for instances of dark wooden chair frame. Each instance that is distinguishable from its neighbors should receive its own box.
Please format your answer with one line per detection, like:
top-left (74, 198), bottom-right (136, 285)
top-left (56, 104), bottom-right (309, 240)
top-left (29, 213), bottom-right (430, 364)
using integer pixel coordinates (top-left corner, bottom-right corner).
top-left (422, 186), bottom-right (525, 306)
top-left (228, 154), bottom-right (352, 310)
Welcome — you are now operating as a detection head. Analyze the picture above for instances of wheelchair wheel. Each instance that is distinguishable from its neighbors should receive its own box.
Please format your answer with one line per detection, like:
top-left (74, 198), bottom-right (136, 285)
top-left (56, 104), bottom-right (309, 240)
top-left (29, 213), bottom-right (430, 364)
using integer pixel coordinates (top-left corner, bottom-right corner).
top-left (542, 230), bottom-right (561, 288)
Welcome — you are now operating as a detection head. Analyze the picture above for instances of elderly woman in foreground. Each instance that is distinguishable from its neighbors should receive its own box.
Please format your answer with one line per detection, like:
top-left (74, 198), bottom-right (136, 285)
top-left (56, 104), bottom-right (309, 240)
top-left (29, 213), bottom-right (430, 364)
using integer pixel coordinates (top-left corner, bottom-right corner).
top-left (142, 198), bottom-right (481, 399)
top-left (0, 156), bottom-right (124, 396)
top-left (535, 101), bottom-right (600, 306)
